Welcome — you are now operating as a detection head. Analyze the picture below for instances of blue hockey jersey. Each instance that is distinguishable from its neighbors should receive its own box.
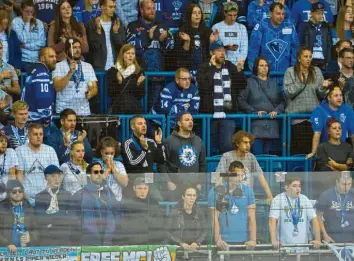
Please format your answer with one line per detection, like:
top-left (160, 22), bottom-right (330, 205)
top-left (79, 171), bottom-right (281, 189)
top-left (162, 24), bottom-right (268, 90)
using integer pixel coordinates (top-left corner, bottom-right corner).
top-left (162, 0), bottom-right (189, 30)
top-left (248, 18), bottom-right (299, 73)
top-left (21, 63), bottom-right (55, 124)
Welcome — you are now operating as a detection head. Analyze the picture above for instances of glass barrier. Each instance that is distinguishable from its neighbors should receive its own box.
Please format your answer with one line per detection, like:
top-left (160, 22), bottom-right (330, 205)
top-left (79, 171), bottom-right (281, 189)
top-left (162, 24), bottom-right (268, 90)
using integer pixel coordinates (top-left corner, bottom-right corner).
top-left (0, 170), bottom-right (353, 261)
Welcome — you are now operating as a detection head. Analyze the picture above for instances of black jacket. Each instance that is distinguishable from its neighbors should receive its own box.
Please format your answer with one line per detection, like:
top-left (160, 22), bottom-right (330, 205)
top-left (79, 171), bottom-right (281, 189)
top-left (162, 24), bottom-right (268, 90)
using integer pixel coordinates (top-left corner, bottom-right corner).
top-left (106, 67), bottom-right (146, 113)
top-left (119, 197), bottom-right (165, 245)
top-left (122, 135), bottom-right (166, 173)
top-left (166, 201), bottom-right (207, 245)
top-left (86, 16), bottom-right (126, 71)
top-left (34, 188), bottom-right (80, 246)
top-left (0, 199), bottom-right (38, 247)
top-left (301, 20), bottom-right (332, 63)
top-left (196, 60), bottom-right (247, 113)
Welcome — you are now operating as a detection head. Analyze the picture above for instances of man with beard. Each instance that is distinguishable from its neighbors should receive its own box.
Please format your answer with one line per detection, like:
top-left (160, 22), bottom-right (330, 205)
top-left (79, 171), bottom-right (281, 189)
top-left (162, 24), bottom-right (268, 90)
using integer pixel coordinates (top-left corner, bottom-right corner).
top-left (307, 85), bottom-right (354, 159)
top-left (75, 162), bottom-right (120, 246)
top-left (45, 108), bottom-right (93, 164)
top-left (336, 48), bottom-right (354, 108)
top-left (159, 112), bottom-right (206, 201)
top-left (197, 39), bottom-right (246, 154)
top-left (52, 37), bottom-right (98, 116)
top-left (0, 180), bottom-right (37, 253)
top-left (0, 130), bottom-right (18, 202)
top-left (21, 47), bottom-right (56, 125)
top-left (15, 124), bottom-right (59, 206)
top-left (34, 165), bottom-right (78, 246)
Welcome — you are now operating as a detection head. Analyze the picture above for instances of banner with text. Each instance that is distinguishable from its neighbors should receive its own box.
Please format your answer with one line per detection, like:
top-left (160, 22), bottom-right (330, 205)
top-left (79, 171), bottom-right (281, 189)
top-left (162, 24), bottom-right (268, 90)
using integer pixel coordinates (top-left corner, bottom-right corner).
top-left (0, 246), bottom-right (80, 261)
top-left (81, 245), bottom-right (178, 261)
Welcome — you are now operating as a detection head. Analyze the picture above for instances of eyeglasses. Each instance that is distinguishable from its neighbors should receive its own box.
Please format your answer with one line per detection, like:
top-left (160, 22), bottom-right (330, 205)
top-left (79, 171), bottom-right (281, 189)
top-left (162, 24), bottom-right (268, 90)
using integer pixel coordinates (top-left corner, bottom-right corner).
top-left (92, 170), bottom-right (104, 175)
top-left (178, 77), bottom-right (191, 81)
top-left (344, 57), bottom-right (354, 60)
top-left (11, 189), bottom-right (23, 194)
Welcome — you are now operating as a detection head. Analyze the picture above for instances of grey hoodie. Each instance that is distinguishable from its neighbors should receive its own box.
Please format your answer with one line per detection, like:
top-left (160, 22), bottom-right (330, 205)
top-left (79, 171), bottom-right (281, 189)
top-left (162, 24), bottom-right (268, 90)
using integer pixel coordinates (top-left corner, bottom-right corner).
top-left (158, 130), bottom-right (206, 182)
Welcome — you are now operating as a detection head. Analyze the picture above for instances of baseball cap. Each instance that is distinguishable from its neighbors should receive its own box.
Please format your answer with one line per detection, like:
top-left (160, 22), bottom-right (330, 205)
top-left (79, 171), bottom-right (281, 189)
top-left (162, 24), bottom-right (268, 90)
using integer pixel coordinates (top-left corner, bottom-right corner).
top-left (0, 130), bottom-right (7, 140)
top-left (44, 165), bottom-right (63, 176)
top-left (224, 1), bottom-right (238, 13)
top-left (311, 3), bottom-right (325, 12)
top-left (6, 180), bottom-right (24, 191)
top-left (133, 177), bottom-right (148, 186)
top-left (209, 39), bottom-right (224, 51)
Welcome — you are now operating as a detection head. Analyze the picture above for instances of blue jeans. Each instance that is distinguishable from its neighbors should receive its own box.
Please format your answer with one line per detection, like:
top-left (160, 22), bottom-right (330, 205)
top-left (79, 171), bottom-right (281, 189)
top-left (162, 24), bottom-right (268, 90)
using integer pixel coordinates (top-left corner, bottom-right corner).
top-left (252, 138), bottom-right (273, 155)
top-left (211, 119), bottom-right (236, 155)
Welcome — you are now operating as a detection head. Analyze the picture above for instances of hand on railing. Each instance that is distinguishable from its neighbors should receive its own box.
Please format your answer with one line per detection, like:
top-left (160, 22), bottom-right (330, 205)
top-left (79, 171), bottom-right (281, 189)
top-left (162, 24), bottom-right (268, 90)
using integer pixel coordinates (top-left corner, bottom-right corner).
top-left (215, 235), bottom-right (229, 250)
top-left (272, 240), bottom-right (282, 249)
top-left (310, 240), bottom-right (321, 249)
top-left (305, 152), bottom-right (316, 160)
top-left (323, 235), bottom-right (335, 243)
top-left (245, 240), bottom-right (256, 250)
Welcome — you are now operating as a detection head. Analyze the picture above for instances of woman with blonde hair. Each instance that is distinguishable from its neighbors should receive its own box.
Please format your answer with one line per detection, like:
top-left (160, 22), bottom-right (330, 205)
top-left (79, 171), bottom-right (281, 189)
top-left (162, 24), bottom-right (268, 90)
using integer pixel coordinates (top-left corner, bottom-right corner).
top-left (48, 0), bottom-right (89, 61)
top-left (106, 43), bottom-right (146, 113)
top-left (331, 5), bottom-right (353, 44)
top-left (61, 140), bottom-right (88, 195)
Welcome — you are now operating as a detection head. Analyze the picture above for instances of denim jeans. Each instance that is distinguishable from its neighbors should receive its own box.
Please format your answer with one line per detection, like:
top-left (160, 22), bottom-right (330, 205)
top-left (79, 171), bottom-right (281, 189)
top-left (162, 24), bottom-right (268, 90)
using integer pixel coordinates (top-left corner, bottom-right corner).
top-left (211, 119), bottom-right (236, 155)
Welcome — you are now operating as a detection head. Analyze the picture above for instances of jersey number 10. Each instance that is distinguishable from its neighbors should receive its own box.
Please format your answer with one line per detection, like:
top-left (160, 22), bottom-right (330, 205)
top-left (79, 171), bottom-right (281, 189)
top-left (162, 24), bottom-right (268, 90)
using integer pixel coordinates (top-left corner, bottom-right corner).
top-left (41, 83), bottom-right (49, 92)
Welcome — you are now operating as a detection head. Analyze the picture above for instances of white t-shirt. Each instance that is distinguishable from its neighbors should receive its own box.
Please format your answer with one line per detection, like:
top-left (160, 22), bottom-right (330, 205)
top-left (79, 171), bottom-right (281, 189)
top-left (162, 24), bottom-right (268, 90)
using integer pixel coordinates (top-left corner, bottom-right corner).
top-left (270, 192), bottom-right (317, 246)
top-left (15, 144), bottom-right (59, 206)
top-left (212, 21), bottom-right (248, 65)
top-left (100, 159), bottom-right (127, 202)
top-left (61, 162), bottom-right (87, 195)
top-left (52, 60), bottom-right (97, 116)
top-left (0, 148), bottom-right (19, 201)
top-left (0, 31), bottom-right (9, 63)
top-left (101, 21), bottom-right (114, 70)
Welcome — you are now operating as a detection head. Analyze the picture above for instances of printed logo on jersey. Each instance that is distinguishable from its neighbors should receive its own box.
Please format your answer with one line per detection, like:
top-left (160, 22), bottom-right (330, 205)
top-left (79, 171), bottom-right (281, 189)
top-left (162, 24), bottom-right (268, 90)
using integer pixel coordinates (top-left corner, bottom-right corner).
top-left (172, 0), bottom-right (183, 20)
top-left (266, 39), bottom-right (288, 62)
top-left (340, 113), bottom-right (346, 123)
top-left (178, 145), bottom-right (198, 167)
top-left (28, 159), bottom-right (45, 174)
top-left (330, 200), bottom-right (353, 211)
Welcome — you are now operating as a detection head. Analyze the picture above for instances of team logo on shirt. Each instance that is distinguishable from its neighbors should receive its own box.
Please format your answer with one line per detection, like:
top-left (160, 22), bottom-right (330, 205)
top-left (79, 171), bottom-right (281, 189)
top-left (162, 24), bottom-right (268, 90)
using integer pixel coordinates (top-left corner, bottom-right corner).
top-left (331, 200), bottom-right (353, 211)
top-left (266, 39), bottom-right (288, 62)
top-left (340, 113), bottom-right (346, 123)
top-left (178, 145), bottom-right (198, 167)
top-left (172, 0), bottom-right (182, 20)
top-left (28, 159), bottom-right (45, 174)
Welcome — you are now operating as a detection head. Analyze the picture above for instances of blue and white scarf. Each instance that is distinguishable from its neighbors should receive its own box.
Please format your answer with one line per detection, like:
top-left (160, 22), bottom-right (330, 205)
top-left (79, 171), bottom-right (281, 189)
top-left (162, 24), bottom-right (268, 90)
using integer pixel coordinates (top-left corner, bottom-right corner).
top-left (213, 64), bottom-right (231, 118)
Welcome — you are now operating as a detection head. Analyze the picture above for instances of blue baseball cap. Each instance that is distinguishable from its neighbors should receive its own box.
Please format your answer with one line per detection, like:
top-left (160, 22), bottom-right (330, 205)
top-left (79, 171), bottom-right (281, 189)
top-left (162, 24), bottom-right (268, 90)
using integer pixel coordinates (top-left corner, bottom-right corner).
top-left (209, 40), bottom-right (224, 51)
top-left (44, 165), bottom-right (63, 175)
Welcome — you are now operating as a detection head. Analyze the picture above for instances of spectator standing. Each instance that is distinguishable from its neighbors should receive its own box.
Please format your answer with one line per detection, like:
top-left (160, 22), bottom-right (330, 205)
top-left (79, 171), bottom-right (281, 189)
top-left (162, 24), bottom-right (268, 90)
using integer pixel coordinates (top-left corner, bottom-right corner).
top-left (291, 0), bottom-right (334, 39)
top-left (0, 130), bottom-right (18, 202)
top-left (197, 39), bottom-right (246, 154)
top-left (61, 141), bottom-right (88, 195)
top-left (327, 40), bottom-right (352, 73)
top-left (96, 136), bottom-right (128, 202)
top-left (34, 165), bottom-right (78, 246)
top-left (52, 37), bottom-right (98, 116)
top-left (2, 101), bottom-right (29, 149)
top-left (152, 68), bottom-right (199, 125)
top-left (158, 112), bottom-right (206, 200)
top-left (11, 0), bottom-right (46, 73)
top-left (106, 43), bottom-right (146, 114)
top-left (162, 0), bottom-right (189, 30)
top-left (307, 85), bottom-right (354, 159)
top-left (336, 48), bottom-right (354, 107)
top-left (174, 3), bottom-right (216, 74)
top-left (316, 172), bottom-right (354, 243)
top-left (247, 0), bottom-right (291, 30)
top-left (48, 0), bottom-right (89, 62)
top-left (33, 0), bottom-right (59, 25)
top-left (0, 180), bottom-right (37, 252)
top-left (126, 0), bottom-right (174, 72)
top-left (75, 162), bottom-right (120, 246)
top-left (209, 161), bottom-right (256, 250)
top-left (116, 0), bottom-right (138, 28)
top-left (82, 0), bottom-right (102, 25)
top-left (15, 123), bottom-right (60, 206)
top-left (166, 185), bottom-right (207, 247)
top-left (45, 108), bottom-right (93, 164)
top-left (315, 118), bottom-right (353, 171)
top-left (331, 6), bottom-right (353, 45)
top-left (212, 2), bottom-right (248, 66)
top-left (0, 41), bottom-right (21, 116)
top-left (216, 131), bottom-right (273, 203)
top-left (248, 3), bottom-right (299, 75)
top-left (301, 3), bottom-right (332, 69)
top-left (86, 0), bottom-right (125, 71)
top-left (21, 47), bottom-right (56, 125)
top-left (269, 176), bottom-right (321, 251)
top-left (238, 57), bottom-right (285, 155)
top-left (284, 47), bottom-right (330, 155)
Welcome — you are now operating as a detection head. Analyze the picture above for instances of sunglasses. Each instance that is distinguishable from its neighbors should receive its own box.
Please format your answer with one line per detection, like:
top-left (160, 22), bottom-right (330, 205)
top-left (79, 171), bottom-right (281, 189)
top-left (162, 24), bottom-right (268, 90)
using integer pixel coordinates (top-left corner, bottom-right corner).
top-left (11, 189), bottom-right (23, 194)
top-left (92, 170), bottom-right (104, 175)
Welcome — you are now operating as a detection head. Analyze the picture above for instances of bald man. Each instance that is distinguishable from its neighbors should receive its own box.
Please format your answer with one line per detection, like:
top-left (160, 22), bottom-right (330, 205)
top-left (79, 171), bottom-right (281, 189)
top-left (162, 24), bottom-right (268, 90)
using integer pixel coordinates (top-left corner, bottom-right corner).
top-left (21, 47), bottom-right (56, 125)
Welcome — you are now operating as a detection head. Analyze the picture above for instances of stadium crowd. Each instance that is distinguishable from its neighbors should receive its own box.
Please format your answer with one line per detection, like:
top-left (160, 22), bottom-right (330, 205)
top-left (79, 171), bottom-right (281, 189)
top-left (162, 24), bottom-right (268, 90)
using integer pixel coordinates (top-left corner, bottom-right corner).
top-left (0, 0), bottom-right (354, 255)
